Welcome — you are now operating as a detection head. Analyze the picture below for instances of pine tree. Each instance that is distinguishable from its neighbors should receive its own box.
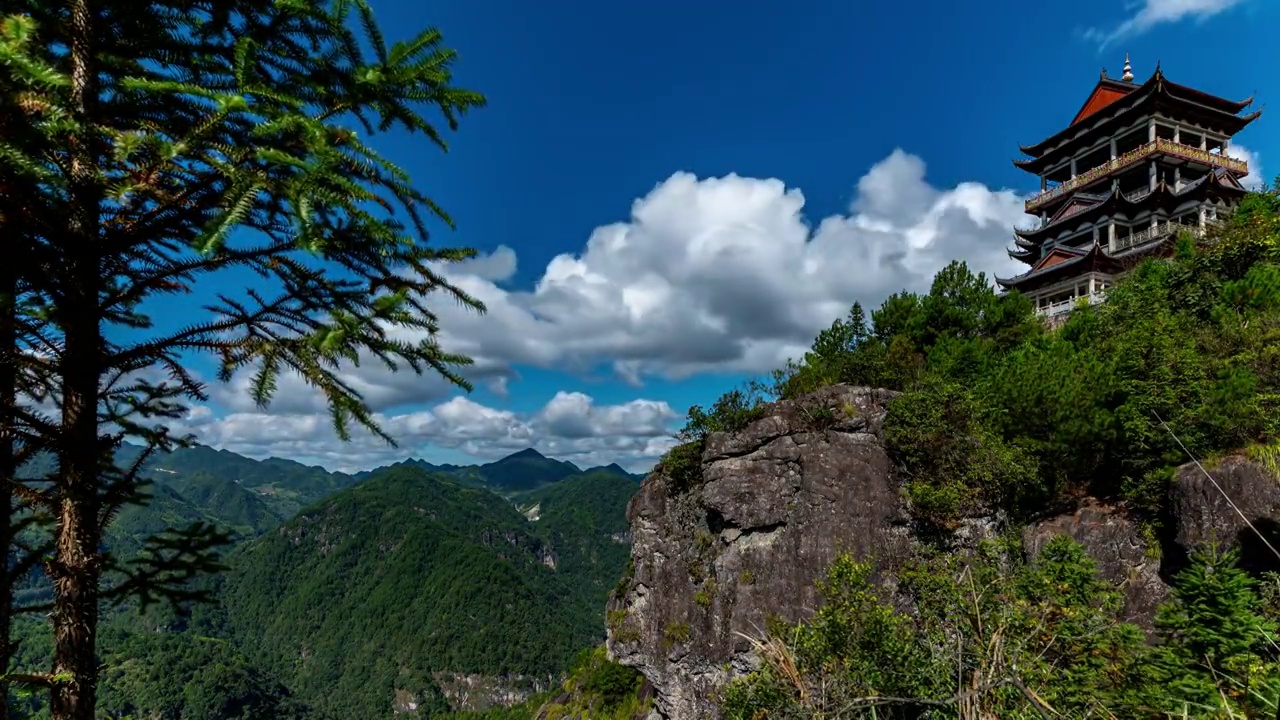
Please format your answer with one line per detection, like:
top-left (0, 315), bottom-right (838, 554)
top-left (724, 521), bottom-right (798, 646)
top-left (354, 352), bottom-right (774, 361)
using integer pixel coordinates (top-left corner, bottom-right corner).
top-left (0, 1), bottom-right (487, 717)
top-left (1153, 546), bottom-right (1280, 716)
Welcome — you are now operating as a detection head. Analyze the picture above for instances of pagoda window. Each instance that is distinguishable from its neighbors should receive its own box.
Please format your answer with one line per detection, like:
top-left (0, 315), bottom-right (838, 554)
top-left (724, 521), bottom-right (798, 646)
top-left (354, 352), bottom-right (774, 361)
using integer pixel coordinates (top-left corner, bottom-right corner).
top-left (1078, 145), bottom-right (1111, 175)
top-left (1115, 128), bottom-right (1147, 155)
top-left (1181, 130), bottom-right (1204, 150)
top-left (1155, 124), bottom-right (1177, 142)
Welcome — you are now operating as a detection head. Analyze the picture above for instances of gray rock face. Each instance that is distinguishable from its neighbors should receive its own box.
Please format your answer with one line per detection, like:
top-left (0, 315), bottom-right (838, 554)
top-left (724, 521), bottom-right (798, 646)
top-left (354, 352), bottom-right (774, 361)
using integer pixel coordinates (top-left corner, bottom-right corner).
top-left (607, 386), bottom-right (909, 720)
top-left (1169, 454), bottom-right (1280, 561)
top-left (607, 384), bottom-right (1280, 720)
top-left (1022, 499), bottom-right (1167, 627)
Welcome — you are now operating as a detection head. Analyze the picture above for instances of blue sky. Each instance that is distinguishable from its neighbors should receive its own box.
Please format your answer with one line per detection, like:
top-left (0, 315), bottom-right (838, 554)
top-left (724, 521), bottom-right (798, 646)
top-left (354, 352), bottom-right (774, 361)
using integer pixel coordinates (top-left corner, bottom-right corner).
top-left (176, 0), bottom-right (1278, 472)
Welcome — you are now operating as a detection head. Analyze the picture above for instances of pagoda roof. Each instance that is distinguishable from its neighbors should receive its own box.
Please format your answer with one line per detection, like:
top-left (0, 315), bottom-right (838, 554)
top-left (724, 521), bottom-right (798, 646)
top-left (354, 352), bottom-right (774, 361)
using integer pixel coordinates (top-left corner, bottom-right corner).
top-left (996, 241), bottom-right (1122, 290)
top-left (1013, 168), bottom-right (1248, 241)
top-left (1070, 77), bottom-right (1141, 126)
top-left (1015, 67), bottom-right (1258, 168)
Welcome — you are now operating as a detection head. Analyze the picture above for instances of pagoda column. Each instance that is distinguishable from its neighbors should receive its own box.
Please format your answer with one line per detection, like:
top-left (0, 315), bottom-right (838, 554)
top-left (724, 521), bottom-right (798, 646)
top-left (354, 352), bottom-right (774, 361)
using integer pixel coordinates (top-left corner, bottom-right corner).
top-left (1149, 161), bottom-right (1157, 191)
top-left (1172, 125), bottom-right (1180, 144)
top-left (1110, 139), bottom-right (1117, 159)
top-left (1148, 117), bottom-right (1157, 142)
top-left (1107, 222), bottom-right (1116, 252)
top-left (1200, 135), bottom-right (1207, 150)
top-left (1199, 207), bottom-right (1206, 228)
top-left (1070, 157), bottom-right (1078, 178)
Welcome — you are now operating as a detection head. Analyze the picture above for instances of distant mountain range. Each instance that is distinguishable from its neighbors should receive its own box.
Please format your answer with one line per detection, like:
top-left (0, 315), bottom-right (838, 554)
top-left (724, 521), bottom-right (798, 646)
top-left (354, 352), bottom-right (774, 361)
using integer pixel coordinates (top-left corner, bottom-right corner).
top-left (19, 443), bottom-right (646, 526)
top-left (11, 441), bottom-right (646, 719)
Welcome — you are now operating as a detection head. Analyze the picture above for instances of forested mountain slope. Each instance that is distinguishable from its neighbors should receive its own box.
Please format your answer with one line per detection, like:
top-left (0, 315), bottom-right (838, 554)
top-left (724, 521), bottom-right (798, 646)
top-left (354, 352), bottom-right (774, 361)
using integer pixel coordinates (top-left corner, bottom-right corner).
top-left (142, 463), bottom-right (634, 719)
top-left (9, 445), bottom-right (640, 719)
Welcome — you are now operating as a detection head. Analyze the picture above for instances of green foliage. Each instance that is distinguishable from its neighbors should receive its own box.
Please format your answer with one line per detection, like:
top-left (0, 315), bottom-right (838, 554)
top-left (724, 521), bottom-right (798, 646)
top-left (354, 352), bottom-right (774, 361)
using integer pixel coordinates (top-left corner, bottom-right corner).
top-left (884, 381), bottom-right (1038, 528)
top-left (722, 538), bottom-right (1280, 718)
top-left (657, 440), bottom-right (704, 494)
top-left (5, 448), bottom-right (639, 720)
top-left (94, 632), bottom-right (307, 720)
top-left (679, 386), bottom-right (768, 441)
top-left (1148, 546), bottom-right (1280, 716)
top-left (663, 623), bottom-right (691, 649)
top-left (446, 646), bottom-right (649, 720)
top-left (214, 467), bottom-right (630, 719)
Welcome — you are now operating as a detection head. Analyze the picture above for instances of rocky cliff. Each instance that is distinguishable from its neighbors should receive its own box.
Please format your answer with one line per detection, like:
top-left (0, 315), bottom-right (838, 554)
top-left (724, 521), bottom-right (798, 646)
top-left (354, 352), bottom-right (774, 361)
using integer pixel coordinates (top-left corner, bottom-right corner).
top-left (606, 385), bottom-right (1280, 720)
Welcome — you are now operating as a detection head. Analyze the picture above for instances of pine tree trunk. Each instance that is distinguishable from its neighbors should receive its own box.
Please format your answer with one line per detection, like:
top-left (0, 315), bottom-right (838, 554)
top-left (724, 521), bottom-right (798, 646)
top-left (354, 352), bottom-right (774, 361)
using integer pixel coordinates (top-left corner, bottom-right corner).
top-left (49, 248), bottom-right (105, 720)
top-left (49, 0), bottom-right (103, 716)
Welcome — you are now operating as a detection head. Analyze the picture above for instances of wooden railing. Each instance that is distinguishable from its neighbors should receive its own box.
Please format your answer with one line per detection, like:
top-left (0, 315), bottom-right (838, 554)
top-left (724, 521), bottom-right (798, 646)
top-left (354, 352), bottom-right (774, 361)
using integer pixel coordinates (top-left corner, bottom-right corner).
top-left (1026, 139), bottom-right (1248, 213)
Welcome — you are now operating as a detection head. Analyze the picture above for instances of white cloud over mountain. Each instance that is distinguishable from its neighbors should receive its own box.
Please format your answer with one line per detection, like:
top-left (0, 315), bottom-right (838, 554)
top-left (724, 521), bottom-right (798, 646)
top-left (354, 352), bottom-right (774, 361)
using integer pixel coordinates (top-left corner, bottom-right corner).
top-left (179, 392), bottom-right (679, 473)
top-left (191, 149), bottom-right (1034, 469)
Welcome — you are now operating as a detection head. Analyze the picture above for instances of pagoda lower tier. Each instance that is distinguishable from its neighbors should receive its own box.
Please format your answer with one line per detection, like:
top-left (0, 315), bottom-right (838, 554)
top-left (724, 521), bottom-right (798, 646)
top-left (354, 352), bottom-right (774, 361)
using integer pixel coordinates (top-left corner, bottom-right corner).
top-left (998, 166), bottom-right (1248, 321)
top-left (997, 218), bottom-right (1210, 321)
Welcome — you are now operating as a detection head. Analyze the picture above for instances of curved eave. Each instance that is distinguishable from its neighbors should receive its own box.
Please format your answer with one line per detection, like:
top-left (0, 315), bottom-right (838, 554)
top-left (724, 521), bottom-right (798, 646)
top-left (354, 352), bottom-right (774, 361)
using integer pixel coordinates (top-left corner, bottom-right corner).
top-left (1019, 72), bottom-right (1163, 157)
top-left (996, 243), bottom-right (1118, 289)
top-left (1151, 95), bottom-right (1260, 135)
top-left (1018, 72), bottom-right (1256, 164)
top-left (1165, 80), bottom-right (1255, 114)
top-left (1007, 247), bottom-right (1037, 264)
top-left (1020, 179), bottom-right (1244, 240)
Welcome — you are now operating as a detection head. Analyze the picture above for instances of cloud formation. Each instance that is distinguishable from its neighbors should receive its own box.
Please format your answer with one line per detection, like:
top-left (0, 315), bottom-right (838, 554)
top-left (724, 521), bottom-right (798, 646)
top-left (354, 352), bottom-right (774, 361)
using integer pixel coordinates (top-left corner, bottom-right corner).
top-left (423, 149), bottom-right (1030, 384)
top-left (178, 392), bottom-right (679, 473)
top-left (1084, 0), bottom-right (1250, 47)
top-left (1228, 143), bottom-right (1267, 190)
top-left (190, 148), bottom-right (1036, 469)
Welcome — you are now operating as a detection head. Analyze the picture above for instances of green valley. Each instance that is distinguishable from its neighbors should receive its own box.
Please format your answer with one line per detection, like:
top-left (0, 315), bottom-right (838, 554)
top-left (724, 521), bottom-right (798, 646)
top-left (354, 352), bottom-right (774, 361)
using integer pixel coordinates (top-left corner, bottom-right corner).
top-left (8, 448), bottom-right (640, 719)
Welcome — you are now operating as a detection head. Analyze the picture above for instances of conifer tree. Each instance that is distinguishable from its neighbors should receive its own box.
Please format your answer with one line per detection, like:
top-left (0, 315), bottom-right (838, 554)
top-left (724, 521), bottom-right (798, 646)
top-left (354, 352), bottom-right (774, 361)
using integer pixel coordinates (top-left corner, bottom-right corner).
top-left (0, 1), bottom-right (487, 717)
top-left (1153, 546), bottom-right (1280, 715)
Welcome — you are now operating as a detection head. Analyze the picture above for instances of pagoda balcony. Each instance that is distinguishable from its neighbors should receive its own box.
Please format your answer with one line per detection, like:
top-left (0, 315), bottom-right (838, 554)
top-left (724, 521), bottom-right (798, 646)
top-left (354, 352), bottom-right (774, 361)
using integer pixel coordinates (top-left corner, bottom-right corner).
top-left (1111, 220), bottom-right (1210, 253)
top-left (1036, 291), bottom-right (1106, 319)
top-left (1026, 139), bottom-right (1248, 213)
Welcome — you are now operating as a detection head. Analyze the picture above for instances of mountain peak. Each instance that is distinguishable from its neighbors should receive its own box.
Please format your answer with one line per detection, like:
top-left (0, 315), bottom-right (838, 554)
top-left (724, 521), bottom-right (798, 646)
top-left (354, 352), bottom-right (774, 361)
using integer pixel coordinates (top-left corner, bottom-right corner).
top-left (502, 448), bottom-right (548, 462)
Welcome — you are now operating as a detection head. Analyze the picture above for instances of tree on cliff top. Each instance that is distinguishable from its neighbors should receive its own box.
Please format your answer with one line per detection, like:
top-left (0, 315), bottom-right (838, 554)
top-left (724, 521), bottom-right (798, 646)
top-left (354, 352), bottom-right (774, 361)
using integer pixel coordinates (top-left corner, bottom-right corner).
top-left (0, 1), bottom-right (485, 717)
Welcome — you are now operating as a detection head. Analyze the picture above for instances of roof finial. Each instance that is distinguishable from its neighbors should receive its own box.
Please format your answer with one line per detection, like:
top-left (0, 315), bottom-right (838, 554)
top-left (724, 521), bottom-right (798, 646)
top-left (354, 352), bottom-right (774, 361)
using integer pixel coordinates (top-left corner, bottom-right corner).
top-left (1121, 53), bottom-right (1134, 82)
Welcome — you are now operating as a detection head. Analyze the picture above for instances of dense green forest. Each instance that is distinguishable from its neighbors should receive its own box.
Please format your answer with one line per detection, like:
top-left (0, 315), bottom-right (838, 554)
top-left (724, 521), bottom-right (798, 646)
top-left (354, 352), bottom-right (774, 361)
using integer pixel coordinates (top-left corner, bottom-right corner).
top-left (7, 449), bottom-right (639, 719)
top-left (668, 184), bottom-right (1280, 716)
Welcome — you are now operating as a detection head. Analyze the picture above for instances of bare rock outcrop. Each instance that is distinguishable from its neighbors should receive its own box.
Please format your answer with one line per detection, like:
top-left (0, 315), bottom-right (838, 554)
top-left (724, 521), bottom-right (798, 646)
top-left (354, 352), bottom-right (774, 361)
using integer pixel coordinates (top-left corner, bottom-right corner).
top-left (607, 384), bottom-right (1280, 719)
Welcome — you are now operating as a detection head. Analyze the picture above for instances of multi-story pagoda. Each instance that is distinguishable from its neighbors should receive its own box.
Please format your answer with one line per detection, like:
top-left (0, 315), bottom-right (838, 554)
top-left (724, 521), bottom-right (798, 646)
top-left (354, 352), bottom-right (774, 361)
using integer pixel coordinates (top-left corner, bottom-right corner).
top-left (1000, 56), bottom-right (1260, 319)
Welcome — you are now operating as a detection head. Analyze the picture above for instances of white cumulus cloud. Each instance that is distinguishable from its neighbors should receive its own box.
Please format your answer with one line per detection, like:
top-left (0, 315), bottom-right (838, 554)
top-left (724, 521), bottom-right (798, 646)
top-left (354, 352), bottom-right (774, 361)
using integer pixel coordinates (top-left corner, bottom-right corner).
top-left (416, 149), bottom-right (1030, 385)
top-left (1228, 143), bottom-right (1266, 190)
